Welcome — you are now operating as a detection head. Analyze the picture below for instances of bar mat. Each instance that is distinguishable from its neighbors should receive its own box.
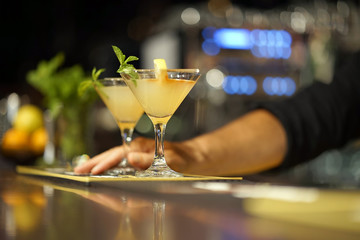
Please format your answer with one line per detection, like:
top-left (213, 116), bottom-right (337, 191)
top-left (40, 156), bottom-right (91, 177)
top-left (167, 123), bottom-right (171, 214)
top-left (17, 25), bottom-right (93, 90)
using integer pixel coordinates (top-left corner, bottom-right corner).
top-left (16, 166), bottom-right (242, 183)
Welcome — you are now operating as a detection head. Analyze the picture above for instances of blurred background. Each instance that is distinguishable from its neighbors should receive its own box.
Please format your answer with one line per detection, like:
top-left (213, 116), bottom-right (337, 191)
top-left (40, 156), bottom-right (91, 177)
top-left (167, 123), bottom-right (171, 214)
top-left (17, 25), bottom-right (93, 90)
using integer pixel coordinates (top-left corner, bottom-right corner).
top-left (1, 0), bottom-right (360, 187)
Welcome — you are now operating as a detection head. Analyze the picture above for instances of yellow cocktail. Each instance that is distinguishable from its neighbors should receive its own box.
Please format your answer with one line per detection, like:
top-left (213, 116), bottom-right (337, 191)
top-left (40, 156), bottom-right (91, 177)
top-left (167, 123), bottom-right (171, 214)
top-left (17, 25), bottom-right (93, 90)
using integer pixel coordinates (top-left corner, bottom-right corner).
top-left (121, 69), bottom-right (200, 177)
top-left (95, 78), bottom-right (144, 175)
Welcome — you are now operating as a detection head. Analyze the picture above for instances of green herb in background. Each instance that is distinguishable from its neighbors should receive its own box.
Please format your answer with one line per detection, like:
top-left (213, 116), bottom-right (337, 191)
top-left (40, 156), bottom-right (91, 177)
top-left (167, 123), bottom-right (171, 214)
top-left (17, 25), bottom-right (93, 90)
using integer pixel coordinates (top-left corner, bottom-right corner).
top-left (78, 67), bottom-right (105, 97)
top-left (92, 67), bottom-right (105, 81)
top-left (26, 53), bottom-right (99, 163)
top-left (26, 53), bottom-right (98, 118)
top-left (112, 45), bottom-right (139, 86)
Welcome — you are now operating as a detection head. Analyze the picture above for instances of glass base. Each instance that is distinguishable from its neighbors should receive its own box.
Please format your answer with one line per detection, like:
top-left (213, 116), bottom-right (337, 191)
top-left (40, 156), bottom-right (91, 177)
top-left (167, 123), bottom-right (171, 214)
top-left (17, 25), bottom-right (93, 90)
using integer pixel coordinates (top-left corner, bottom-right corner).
top-left (105, 167), bottom-right (136, 176)
top-left (135, 164), bottom-right (183, 178)
top-left (104, 158), bottom-right (136, 176)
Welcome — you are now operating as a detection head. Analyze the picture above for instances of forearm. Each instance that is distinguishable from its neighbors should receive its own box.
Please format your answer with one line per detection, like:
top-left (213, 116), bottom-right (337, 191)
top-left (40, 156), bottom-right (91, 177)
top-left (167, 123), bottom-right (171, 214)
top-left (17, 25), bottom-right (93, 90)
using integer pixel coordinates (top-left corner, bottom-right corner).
top-left (184, 109), bottom-right (287, 176)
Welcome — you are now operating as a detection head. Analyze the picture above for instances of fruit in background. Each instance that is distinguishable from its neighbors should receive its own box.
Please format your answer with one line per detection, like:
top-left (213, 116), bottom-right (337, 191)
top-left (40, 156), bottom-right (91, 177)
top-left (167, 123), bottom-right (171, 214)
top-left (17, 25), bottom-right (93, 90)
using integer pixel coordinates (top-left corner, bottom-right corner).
top-left (29, 127), bottom-right (48, 155)
top-left (13, 104), bottom-right (44, 134)
top-left (1, 104), bottom-right (48, 161)
top-left (1, 128), bottom-right (30, 154)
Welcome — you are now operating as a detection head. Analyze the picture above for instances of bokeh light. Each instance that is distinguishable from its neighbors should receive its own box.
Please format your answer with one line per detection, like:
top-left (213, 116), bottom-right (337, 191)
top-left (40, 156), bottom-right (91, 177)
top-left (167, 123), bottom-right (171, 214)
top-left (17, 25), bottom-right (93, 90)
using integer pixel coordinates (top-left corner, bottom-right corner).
top-left (206, 68), bottom-right (225, 89)
top-left (263, 77), bottom-right (296, 96)
top-left (202, 28), bottom-right (292, 59)
top-left (181, 7), bottom-right (201, 25)
top-left (223, 75), bottom-right (257, 95)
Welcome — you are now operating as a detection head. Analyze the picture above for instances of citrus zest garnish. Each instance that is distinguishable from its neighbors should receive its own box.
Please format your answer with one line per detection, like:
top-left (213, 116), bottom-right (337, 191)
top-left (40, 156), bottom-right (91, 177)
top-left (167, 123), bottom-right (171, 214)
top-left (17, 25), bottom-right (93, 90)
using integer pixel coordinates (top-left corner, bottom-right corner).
top-left (154, 58), bottom-right (167, 69)
top-left (154, 59), bottom-right (168, 82)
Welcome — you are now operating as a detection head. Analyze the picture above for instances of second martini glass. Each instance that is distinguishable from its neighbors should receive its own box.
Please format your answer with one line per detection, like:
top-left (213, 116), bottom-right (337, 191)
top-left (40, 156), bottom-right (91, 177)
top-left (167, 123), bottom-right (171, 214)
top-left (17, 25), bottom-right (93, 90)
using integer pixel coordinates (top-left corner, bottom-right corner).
top-left (95, 77), bottom-right (144, 175)
top-left (121, 69), bottom-right (200, 177)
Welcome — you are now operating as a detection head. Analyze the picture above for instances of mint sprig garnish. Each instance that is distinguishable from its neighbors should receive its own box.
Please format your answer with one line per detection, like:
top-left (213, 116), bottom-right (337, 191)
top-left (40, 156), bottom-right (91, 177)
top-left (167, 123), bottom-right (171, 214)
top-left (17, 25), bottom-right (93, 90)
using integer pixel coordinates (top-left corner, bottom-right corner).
top-left (78, 67), bottom-right (106, 97)
top-left (112, 45), bottom-right (139, 86)
top-left (92, 67), bottom-right (106, 81)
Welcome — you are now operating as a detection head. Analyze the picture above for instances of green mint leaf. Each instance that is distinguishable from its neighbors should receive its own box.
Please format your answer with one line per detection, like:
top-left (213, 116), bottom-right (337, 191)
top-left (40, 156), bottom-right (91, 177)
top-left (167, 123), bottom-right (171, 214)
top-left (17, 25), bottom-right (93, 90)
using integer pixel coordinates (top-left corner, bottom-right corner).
top-left (121, 65), bottom-right (138, 86)
top-left (112, 45), bottom-right (125, 64)
top-left (91, 67), bottom-right (108, 98)
top-left (78, 67), bottom-right (106, 98)
top-left (121, 64), bottom-right (134, 73)
top-left (92, 67), bottom-right (106, 81)
top-left (112, 45), bottom-right (139, 86)
top-left (78, 80), bottom-right (93, 96)
top-left (116, 65), bottom-right (125, 73)
top-left (124, 56), bottom-right (139, 64)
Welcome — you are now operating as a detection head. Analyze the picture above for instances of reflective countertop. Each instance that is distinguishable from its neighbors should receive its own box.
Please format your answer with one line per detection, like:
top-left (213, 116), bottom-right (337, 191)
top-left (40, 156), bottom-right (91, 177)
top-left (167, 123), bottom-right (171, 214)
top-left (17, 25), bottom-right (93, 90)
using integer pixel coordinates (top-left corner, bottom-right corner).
top-left (1, 168), bottom-right (360, 240)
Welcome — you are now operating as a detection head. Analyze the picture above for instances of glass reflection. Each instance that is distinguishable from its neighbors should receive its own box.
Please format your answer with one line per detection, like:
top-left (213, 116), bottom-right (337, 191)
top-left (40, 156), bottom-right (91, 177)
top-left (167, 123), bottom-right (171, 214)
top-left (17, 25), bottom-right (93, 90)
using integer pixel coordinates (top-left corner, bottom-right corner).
top-left (78, 191), bottom-right (169, 240)
top-left (1, 183), bottom-right (46, 238)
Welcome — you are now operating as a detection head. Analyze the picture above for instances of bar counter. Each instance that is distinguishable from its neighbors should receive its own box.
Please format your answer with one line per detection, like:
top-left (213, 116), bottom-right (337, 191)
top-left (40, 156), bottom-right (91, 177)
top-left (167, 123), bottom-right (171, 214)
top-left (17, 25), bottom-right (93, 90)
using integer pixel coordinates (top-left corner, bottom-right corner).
top-left (1, 161), bottom-right (360, 239)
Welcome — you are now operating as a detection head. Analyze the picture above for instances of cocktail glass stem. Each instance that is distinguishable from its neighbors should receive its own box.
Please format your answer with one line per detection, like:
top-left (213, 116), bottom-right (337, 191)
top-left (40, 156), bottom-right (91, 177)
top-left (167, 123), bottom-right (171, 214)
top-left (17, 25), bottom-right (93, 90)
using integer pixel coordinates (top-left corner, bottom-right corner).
top-left (119, 127), bottom-right (134, 167)
top-left (105, 127), bottom-right (136, 175)
top-left (135, 121), bottom-right (182, 177)
top-left (153, 123), bottom-right (167, 167)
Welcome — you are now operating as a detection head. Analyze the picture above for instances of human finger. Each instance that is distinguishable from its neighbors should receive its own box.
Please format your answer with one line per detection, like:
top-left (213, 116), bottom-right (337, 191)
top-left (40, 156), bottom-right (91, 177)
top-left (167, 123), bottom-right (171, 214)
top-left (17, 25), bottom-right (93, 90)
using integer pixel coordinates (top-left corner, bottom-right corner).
top-left (90, 147), bottom-right (126, 174)
top-left (73, 157), bottom-right (102, 174)
top-left (127, 152), bottom-right (154, 169)
top-left (74, 146), bottom-right (125, 174)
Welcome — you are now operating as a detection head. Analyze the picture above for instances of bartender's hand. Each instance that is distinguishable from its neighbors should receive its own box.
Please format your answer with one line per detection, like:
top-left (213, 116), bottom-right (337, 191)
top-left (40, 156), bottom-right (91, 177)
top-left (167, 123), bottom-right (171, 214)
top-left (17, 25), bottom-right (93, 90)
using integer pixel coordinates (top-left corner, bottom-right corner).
top-left (73, 137), bottom-right (197, 175)
top-left (73, 138), bottom-right (151, 175)
top-left (75, 109), bottom-right (287, 176)
top-left (73, 145), bottom-right (129, 175)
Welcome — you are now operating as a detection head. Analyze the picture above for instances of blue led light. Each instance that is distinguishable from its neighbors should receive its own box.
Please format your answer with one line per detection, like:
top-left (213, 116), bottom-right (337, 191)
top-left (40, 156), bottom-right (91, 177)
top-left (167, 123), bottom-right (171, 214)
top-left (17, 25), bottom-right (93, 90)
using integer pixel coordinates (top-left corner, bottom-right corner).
top-left (271, 77), bottom-right (280, 95)
top-left (240, 76), bottom-right (257, 95)
top-left (202, 27), bottom-right (293, 59)
top-left (267, 31), bottom-right (276, 46)
top-left (213, 28), bottom-right (252, 50)
top-left (280, 78), bottom-right (287, 94)
top-left (282, 47), bottom-right (292, 59)
top-left (250, 29), bottom-right (292, 59)
top-left (246, 76), bottom-right (257, 95)
top-left (223, 76), bottom-right (236, 95)
top-left (276, 46), bottom-right (283, 58)
top-left (202, 39), bottom-right (220, 56)
top-left (202, 27), bottom-right (216, 40)
top-left (275, 31), bottom-right (284, 47)
top-left (284, 77), bottom-right (296, 96)
top-left (263, 77), bottom-right (296, 96)
top-left (257, 30), bottom-right (267, 46)
top-left (281, 30), bottom-right (292, 47)
top-left (230, 77), bottom-right (240, 93)
top-left (224, 75), bottom-right (295, 96)
top-left (263, 77), bottom-right (273, 95)
top-left (267, 46), bottom-right (275, 58)
top-left (238, 76), bottom-right (249, 95)
top-left (223, 75), bottom-right (257, 95)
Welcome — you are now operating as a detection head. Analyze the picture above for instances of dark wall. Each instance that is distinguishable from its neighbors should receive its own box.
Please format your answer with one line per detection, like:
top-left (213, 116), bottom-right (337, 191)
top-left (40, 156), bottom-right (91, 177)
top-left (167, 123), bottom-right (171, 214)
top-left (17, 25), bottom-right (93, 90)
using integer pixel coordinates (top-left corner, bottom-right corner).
top-left (0, 0), bottom-right (300, 99)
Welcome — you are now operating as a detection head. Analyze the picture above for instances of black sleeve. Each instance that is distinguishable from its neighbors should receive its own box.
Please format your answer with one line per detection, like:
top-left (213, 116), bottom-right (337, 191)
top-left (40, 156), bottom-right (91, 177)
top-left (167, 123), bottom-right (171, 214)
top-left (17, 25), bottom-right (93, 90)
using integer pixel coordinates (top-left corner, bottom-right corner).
top-left (258, 51), bottom-right (360, 169)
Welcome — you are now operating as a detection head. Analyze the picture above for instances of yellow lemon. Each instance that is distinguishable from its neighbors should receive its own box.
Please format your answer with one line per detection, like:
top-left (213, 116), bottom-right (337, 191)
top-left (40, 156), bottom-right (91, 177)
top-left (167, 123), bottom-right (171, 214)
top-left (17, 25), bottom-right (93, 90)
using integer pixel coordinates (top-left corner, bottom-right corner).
top-left (13, 104), bottom-right (43, 133)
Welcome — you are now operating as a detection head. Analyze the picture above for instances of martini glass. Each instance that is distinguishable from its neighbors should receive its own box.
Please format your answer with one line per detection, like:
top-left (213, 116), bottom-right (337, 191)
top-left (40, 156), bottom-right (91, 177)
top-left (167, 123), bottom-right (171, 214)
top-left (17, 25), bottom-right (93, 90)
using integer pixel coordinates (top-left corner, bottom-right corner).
top-left (95, 78), bottom-right (144, 175)
top-left (121, 69), bottom-right (200, 177)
